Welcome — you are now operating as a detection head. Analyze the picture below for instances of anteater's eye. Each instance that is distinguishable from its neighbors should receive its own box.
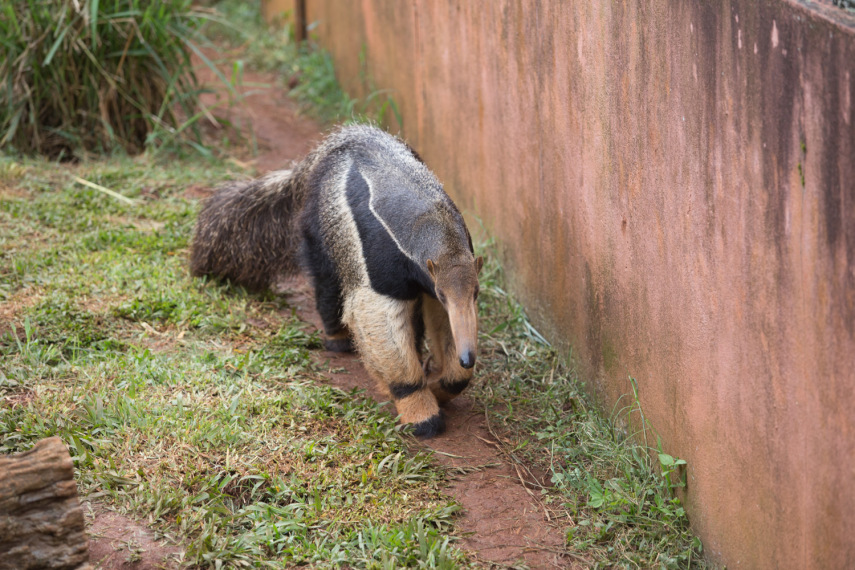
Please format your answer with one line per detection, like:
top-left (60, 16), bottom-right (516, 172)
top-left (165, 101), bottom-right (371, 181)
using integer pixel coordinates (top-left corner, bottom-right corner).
top-left (473, 286), bottom-right (480, 301)
top-left (437, 291), bottom-right (447, 304)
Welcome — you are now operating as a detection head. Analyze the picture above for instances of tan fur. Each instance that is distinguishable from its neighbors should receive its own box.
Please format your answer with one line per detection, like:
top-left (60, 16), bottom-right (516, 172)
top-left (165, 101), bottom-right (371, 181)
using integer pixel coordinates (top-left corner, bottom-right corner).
top-left (343, 286), bottom-right (439, 424)
top-left (395, 390), bottom-right (441, 426)
top-left (422, 294), bottom-right (474, 404)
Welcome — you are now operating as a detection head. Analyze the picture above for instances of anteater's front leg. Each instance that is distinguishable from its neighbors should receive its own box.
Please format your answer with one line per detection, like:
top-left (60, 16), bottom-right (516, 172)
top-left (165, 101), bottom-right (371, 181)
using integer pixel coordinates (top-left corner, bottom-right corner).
top-left (343, 287), bottom-right (444, 437)
top-left (422, 294), bottom-right (474, 405)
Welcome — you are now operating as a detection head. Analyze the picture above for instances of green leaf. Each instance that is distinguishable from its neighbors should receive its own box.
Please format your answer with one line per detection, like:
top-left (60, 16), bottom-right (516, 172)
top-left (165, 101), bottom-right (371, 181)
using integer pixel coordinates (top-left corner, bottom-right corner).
top-left (43, 24), bottom-right (70, 66)
top-left (90, 0), bottom-right (100, 45)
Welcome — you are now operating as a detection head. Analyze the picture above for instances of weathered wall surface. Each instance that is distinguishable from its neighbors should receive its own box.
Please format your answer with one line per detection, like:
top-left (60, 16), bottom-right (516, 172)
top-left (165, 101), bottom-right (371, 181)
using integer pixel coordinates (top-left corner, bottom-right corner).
top-left (260, 0), bottom-right (295, 23)
top-left (303, 1), bottom-right (855, 567)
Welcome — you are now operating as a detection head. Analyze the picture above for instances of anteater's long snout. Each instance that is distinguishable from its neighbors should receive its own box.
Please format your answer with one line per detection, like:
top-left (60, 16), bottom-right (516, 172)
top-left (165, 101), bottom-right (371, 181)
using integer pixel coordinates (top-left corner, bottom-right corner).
top-left (448, 298), bottom-right (479, 371)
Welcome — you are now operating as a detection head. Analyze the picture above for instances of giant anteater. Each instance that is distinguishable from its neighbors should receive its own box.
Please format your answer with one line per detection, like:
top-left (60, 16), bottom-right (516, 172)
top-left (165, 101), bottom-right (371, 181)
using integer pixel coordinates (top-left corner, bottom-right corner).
top-left (191, 125), bottom-right (482, 437)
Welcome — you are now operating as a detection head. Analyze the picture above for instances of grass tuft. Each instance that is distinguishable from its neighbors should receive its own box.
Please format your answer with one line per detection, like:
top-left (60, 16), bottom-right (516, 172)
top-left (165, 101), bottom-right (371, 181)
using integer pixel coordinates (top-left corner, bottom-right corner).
top-left (0, 0), bottom-right (210, 158)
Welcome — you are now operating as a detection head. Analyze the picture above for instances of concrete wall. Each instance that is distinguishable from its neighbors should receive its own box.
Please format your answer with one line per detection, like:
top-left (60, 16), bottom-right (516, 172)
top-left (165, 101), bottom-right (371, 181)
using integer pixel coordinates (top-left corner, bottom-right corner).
top-left (302, 1), bottom-right (855, 567)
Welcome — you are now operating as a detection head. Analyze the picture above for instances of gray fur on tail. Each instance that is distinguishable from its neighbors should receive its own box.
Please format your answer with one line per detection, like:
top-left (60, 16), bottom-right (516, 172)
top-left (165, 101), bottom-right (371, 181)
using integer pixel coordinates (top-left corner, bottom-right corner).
top-left (191, 153), bottom-right (316, 291)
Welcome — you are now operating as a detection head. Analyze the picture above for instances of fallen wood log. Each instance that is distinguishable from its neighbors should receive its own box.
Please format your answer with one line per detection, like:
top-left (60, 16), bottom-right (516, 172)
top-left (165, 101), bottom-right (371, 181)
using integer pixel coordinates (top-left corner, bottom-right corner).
top-left (0, 437), bottom-right (91, 570)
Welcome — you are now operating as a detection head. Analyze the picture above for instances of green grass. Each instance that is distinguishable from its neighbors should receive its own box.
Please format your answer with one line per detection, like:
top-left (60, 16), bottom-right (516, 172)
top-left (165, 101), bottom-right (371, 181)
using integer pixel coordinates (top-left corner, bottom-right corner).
top-left (0, 0), bottom-right (213, 158)
top-left (0, 156), bottom-right (466, 568)
top-left (471, 239), bottom-right (712, 569)
top-left (833, 0), bottom-right (855, 13)
top-left (0, 151), bottom-right (716, 569)
top-left (0, 0), bottom-right (400, 160)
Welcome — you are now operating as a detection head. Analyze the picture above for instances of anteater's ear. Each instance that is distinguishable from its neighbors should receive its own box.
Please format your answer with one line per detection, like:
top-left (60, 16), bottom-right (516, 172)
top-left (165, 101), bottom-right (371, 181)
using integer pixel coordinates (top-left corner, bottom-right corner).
top-left (475, 256), bottom-right (484, 275)
top-left (426, 259), bottom-right (437, 281)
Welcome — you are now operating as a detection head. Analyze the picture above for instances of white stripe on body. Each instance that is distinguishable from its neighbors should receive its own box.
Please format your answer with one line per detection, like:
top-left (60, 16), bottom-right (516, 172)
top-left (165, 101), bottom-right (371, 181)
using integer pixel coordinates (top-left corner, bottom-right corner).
top-left (362, 167), bottom-right (422, 264)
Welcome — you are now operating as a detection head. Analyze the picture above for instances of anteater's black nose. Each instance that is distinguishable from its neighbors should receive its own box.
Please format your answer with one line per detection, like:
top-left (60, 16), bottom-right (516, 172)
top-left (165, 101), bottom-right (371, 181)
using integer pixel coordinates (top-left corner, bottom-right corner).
top-left (459, 351), bottom-right (476, 369)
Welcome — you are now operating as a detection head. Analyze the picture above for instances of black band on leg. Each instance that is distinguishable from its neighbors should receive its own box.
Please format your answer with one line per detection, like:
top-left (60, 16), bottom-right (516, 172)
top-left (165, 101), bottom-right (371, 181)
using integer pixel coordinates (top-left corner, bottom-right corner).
top-left (411, 411), bottom-right (446, 438)
top-left (439, 377), bottom-right (470, 395)
top-left (389, 382), bottom-right (422, 400)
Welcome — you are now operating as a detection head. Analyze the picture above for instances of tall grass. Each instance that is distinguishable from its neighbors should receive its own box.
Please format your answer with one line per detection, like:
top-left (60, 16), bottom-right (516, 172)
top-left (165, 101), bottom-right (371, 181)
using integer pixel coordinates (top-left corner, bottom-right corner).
top-left (0, 0), bottom-right (209, 158)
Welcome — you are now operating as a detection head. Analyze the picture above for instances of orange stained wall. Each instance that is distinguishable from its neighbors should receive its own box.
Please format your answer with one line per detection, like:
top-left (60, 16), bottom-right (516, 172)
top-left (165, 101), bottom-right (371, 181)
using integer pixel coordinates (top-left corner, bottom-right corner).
top-left (300, 1), bottom-right (855, 567)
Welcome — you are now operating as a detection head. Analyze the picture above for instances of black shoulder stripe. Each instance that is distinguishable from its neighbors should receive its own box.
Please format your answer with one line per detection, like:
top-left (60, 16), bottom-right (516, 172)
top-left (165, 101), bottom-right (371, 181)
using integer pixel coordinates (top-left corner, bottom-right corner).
top-left (345, 162), bottom-right (428, 300)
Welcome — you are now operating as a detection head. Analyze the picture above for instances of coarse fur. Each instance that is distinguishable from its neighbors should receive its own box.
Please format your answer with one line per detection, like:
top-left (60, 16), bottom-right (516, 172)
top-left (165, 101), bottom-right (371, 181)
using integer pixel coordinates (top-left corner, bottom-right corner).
top-left (191, 125), bottom-right (482, 437)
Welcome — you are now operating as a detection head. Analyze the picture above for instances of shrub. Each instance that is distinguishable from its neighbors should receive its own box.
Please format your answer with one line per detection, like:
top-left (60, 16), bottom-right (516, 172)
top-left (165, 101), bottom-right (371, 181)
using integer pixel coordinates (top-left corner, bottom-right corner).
top-left (0, 0), bottom-right (207, 158)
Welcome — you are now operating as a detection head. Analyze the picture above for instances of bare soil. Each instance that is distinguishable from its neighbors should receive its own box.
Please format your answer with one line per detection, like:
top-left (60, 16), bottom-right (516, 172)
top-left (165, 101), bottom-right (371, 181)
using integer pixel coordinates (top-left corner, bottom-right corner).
top-left (86, 505), bottom-right (182, 569)
top-left (194, 49), bottom-right (323, 174)
top-left (82, 56), bottom-right (575, 569)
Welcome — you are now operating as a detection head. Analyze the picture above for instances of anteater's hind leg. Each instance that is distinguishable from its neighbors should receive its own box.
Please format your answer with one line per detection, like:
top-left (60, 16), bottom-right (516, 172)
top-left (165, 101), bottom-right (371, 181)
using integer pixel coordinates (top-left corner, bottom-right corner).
top-left (344, 286), bottom-right (444, 437)
top-left (422, 294), bottom-right (474, 405)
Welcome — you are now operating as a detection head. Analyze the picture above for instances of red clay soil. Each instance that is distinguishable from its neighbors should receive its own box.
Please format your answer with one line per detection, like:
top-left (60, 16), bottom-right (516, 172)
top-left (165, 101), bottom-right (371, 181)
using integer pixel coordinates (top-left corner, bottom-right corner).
top-left (87, 505), bottom-right (182, 569)
top-left (86, 55), bottom-right (576, 569)
top-left (194, 48), bottom-right (323, 174)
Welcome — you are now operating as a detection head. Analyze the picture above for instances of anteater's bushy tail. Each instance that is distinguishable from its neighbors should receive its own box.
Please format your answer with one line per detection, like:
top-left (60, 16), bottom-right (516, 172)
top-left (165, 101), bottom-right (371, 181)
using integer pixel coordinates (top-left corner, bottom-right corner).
top-left (190, 124), bottom-right (391, 291)
top-left (190, 165), bottom-right (310, 292)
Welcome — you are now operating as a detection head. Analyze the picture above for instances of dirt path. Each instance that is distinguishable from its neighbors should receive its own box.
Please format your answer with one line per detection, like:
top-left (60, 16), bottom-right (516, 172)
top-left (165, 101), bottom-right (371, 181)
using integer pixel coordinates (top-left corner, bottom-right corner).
top-left (195, 57), bottom-right (323, 174)
top-left (278, 276), bottom-right (571, 569)
top-left (87, 56), bottom-right (574, 569)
